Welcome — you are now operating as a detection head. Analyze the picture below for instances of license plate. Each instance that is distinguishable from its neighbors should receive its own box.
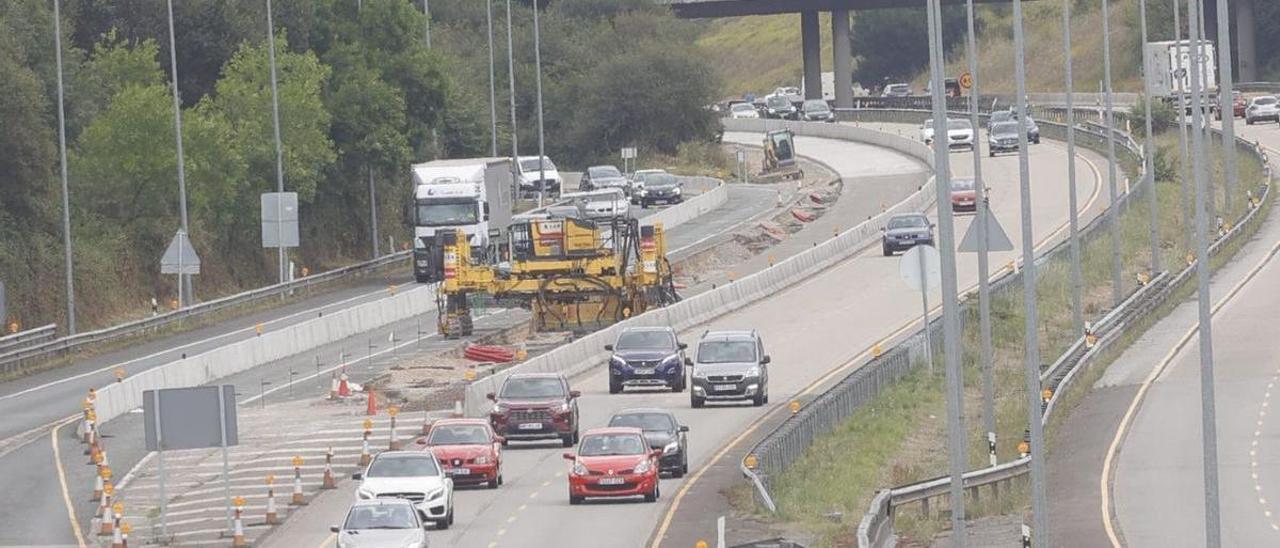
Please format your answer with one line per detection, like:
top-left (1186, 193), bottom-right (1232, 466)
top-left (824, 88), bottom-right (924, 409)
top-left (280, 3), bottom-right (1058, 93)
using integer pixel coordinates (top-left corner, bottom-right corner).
top-left (598, 477), bottom-right (625, 486)
top-left (633, 368), bottom-right (655, 375)
top-left (518, 422), bottom-right (543, 430)
top-left (714, 384), bottom-right (736, 392)
top-left (445, 468), bottom-right (471, 476)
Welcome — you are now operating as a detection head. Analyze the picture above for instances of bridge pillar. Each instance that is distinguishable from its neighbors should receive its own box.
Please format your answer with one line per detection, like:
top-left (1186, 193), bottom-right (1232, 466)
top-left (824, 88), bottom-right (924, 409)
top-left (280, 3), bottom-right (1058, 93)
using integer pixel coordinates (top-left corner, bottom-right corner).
top-left (801, 11), bottom-right (822, 100)
top-left (832, 9), bottom-right (853, 109)
top-left (1236, 0), bottom-right (1257, 82)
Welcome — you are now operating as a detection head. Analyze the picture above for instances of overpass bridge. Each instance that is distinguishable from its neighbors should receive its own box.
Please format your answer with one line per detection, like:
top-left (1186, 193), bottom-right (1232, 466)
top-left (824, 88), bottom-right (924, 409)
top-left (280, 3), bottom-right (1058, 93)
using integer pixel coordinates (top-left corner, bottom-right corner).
top-left (665, 0), bottom-right (1261, 108)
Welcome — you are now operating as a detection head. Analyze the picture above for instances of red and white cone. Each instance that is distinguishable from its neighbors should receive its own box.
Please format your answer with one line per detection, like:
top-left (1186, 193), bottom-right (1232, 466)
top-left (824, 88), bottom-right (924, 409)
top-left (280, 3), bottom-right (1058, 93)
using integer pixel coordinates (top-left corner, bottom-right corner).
top-left (421, 410), bottom-right (432, 436)
top-left (322, 448), bottom-right (336, 489)
top-left (82, 416), bottom-right (93, 444)
top-left (338, 373), bottom-right (352, 398)
top-left (291, 468), bottom-right (305, 506)
top-left (360, 432), bottom-right (371, 467)
top-left (98, 498), bottom-right (114, 536)
top-left (265, 486), bottom-right (279, 524)
top-left (110, 520), bottom-right (124, 548)
top-left (388, 419), bottom-right (399, 450)
top-left (92, 473), bottom-right (104, 501)
top-left (232, 507), bottom-right (247, 547)
top-left (329, 373), bottom-right (339, 400)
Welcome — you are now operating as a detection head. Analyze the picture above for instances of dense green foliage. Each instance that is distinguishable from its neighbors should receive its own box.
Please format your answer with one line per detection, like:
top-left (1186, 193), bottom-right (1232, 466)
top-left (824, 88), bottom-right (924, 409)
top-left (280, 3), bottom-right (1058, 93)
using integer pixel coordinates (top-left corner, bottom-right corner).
top-left (850, 6), bottom-right (969, 85)
top-left (0, 0), bottom-right (718, 330)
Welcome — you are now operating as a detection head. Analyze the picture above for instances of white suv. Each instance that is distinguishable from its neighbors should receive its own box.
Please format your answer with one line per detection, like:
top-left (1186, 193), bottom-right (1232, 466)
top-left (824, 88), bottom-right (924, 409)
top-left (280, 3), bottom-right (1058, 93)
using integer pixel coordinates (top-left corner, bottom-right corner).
top-left (353, 451), bottom-right (455, 529)
top-left (1245, 96), bottom-right (1280, 125)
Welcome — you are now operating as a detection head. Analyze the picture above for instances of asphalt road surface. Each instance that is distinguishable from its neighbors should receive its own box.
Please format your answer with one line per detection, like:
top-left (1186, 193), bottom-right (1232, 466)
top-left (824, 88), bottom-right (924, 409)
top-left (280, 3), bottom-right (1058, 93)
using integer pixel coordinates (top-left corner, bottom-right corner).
top-left (1095, 119), bottom-right (1280, 547)
top-left (260, 124), bottom-right (1107, 548)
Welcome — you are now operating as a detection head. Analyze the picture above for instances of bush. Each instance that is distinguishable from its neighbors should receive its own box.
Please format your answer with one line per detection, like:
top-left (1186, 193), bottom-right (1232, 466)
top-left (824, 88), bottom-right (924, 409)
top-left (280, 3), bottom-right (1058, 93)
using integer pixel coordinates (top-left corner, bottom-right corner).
top-left (1128, 96), bottom-right (1178, 137)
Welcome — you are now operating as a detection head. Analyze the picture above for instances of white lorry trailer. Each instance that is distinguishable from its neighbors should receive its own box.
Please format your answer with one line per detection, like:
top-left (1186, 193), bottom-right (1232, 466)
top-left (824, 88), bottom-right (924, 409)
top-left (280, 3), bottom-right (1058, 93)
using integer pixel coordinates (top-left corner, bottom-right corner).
top-left (1145, 40), bottom-right (1219, 112)
top-left (410, 158), bottom-right (514, 283)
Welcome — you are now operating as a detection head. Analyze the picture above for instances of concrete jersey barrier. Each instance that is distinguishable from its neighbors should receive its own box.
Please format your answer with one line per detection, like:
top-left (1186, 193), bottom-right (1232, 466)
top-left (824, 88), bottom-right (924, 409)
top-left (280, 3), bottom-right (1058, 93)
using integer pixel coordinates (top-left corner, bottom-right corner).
top-left (464, 120), bottom-right (936, 416)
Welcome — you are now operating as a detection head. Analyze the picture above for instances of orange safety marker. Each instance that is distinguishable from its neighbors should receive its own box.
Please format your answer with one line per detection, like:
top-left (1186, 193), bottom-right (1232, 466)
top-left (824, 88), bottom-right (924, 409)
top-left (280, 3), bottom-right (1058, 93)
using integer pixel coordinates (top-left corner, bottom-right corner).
top-left (322, 448), bottom-right (336, 489)
top-left (360, 419), bottom-right (373, 466)
top-left (365, 388), bottom-right (378, 416)
top-left (265, 475), bottom-right (279, 524)
top-left (232, 496), bottom-right (248, 547)
top-left (97, 481), bottom-right (113, 519)
top-left (290, 456), bottom-right (306, 506)
top-left (118, 522), bottom-right (131, 548)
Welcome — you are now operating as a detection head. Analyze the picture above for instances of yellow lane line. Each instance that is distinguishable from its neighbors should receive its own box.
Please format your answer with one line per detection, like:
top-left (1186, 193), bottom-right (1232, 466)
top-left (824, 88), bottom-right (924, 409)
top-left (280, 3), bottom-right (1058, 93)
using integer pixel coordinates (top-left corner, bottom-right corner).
top-left (51, 419), bottom-right (87, 548)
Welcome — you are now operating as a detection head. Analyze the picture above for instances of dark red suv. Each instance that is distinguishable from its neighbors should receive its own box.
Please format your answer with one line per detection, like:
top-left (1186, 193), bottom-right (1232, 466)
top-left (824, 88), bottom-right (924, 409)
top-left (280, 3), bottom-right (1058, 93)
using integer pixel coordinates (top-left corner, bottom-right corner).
top-left (488, 373), bottom-right (580, 447)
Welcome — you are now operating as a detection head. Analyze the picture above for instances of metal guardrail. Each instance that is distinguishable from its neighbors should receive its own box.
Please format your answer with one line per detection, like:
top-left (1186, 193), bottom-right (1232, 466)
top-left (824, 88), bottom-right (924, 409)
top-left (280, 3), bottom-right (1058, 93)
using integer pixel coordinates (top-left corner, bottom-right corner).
top-left (0, 324), bottom-right (56, 355)
top-left (0, 250), bottom-right (410, 375)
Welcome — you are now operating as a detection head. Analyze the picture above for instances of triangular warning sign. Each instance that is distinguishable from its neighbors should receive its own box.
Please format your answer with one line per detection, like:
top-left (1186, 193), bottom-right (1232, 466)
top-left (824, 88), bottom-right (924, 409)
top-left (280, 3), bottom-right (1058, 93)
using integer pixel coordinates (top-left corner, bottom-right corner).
top-left (958, 208), bottom-right (1014, 253)
top-left (160, 229), bottom-right (202, 274)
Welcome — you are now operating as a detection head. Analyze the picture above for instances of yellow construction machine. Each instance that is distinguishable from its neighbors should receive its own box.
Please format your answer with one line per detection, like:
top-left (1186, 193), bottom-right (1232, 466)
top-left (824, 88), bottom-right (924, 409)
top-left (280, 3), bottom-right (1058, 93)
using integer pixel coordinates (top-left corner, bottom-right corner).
top-left (425, 216), bottom-right (679, 338)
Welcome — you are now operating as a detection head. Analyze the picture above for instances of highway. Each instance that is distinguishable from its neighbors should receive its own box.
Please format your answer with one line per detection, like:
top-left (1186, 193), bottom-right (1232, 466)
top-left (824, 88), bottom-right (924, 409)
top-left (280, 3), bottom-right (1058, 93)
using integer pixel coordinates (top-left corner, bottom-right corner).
top-left (0, 178), bottom-right (773, 546)
top-left (261, 123), bottom-right (1108, 548)
top-left (1086, 121), bottom-right (1280, 547)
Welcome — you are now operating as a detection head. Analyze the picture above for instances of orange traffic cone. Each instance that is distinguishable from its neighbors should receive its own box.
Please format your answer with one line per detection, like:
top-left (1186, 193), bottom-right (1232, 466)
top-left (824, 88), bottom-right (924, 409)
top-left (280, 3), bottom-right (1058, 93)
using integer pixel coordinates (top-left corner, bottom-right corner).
top-left (338, 373), bottom-right (352, 398)
top-left (322, 448), bottom-right (336, 489)
top-left (365, 388), bottom-right (377, 416)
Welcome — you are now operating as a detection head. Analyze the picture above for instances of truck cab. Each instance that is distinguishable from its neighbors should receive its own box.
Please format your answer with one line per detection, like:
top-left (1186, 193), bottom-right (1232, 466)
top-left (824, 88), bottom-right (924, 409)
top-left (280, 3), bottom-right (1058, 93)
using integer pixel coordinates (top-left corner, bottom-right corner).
top-left (411, 159), bottom-right (513, 283)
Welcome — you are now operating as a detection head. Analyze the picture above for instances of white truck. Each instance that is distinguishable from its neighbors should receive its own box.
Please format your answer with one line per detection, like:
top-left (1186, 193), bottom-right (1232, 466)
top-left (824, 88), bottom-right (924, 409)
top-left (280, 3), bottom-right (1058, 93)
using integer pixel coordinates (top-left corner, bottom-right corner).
top-left (1145, 40), bottom-right (1219, 111)
top-left (410, 158), bottom-right (514, 283)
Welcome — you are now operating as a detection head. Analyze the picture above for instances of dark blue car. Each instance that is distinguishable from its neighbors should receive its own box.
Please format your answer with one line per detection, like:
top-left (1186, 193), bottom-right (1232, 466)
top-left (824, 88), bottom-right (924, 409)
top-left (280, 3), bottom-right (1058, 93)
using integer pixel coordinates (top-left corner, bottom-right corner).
top-left (605, 327), bottom-right (687, 394)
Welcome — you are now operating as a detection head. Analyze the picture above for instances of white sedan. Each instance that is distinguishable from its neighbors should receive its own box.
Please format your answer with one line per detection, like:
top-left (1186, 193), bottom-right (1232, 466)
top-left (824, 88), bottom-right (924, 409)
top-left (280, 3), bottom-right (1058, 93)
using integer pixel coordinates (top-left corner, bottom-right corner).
top-left (729, 103), bottom-right (759, 119)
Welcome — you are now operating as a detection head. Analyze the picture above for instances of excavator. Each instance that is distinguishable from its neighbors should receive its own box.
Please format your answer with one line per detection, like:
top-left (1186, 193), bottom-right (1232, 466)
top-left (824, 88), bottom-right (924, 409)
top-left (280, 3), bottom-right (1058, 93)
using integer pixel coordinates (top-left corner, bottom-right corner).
top-left (761, 129), bottom-right (804, 181)
top-left (422, 216), bottom-right (679, 338)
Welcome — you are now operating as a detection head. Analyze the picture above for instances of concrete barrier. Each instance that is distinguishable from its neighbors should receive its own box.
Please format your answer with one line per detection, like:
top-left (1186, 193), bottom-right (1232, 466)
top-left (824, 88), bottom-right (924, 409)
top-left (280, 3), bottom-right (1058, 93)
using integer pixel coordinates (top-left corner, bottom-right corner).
top-left (464, 121), bottom-right (937, 416)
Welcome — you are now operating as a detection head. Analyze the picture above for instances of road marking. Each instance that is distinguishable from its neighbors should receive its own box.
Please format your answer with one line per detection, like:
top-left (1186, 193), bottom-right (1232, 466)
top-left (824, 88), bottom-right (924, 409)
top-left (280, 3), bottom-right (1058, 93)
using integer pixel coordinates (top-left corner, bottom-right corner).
top-left (651, 131), bottom-right (1107, 548)
top-left (518, 503), bottom-right (527, 511)
top-left (497, 528), bottom-right (507, 536)
top-left (507, 516), bottom-right (517, 524)
top-left (1250, 365), bottom-right (1280, 533)
top-left (51, 419), bottom-right (87, 548)
top-left (313, 532), bottom-right (336, 548)
top-left (1100, 235), bottom-right (1280, 547)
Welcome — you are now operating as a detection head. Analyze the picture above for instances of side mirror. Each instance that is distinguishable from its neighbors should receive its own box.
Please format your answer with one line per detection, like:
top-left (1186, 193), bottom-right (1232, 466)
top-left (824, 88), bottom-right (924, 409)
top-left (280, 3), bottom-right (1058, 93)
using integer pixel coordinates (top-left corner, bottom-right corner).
top-left (486, 392), bottom-right (497, 402)
top-left (684, 357), bottom-right (694, 366)
top-left (677, 343), bottom-right (688, 350)
top-left (604, 344), bottom-right (614, 351)
top-left (569, 390), bottom-right (581, 399)
top-left (930, 223), bottom-right (937, 229)
top-left (679, 425), bottom-right (690, 433)
top-left (494, 436), bottom-right (505, 444)
top-left (761, 355), bottom-right (772, 365)
top-left (415, 438), bottom-right (427, 445)
top-left (351, 472), bottom-right (363, 480)
top-left (651, 449), bottom-right (664, 459)
top-left (330, 525), bottom-right (341, 533)
top-left (563, 452), bottom-right (576, 460)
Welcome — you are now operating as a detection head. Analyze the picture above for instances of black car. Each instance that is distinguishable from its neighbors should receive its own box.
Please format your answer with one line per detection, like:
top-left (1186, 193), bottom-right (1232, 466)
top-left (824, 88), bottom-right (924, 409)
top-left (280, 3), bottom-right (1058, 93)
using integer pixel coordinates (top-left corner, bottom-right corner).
top-left (638, 173), bottom-right (683, 208)
top-left (607, 408), bottom-right (690, 477)
top-left (764, 95), bottom-right (798, 120)
top-left (801, 100), bottom-right (835, 123)
top-left (988, 121), bottom-right (1021, 157)
top-left (605, 327), bottom-right (687, 393)
top-left (881, 212), bottom-right (934, 256)
top-left (988, 110), bottom-right (1039, 144)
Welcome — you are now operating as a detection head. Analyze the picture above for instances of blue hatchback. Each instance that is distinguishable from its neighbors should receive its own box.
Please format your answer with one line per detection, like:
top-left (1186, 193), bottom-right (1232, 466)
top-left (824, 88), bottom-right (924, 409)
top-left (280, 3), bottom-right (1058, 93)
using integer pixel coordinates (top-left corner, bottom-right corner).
top-left (605, 327), bottom-right (687, 394)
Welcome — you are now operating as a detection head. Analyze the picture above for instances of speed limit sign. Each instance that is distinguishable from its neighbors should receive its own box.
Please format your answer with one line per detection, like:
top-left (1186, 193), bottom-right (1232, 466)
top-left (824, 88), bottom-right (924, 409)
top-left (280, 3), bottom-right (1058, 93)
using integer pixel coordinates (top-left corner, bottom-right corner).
top-left (959, 72), bottom-right (973, 89)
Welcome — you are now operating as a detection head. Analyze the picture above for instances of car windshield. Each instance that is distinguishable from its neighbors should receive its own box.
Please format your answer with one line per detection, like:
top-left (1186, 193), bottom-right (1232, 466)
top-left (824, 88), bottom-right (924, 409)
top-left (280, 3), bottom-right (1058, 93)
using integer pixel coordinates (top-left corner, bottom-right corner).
top-left (697, 340), bottom-right (756, 364)
top-left (343, 504), bottom-right (418, 530)
top-left (427, 424), bottom-right (491, 445)
top-left (990, 111), bottom-right (1013, 124)
top-left (951, 178), bottom-right (976, 191)
top-left (888, 215), bottom-right (929, 229)
top-left (732, 103), bottom-right (754, 112)
top-left (1256, 97), bottom-right (1277, 105)
top-left (767, 96), bottom-right (789, 108)
top-left (417, 202), bottom-right (478, 226)
top-left (500, 377), bottom-right (566, 399)
top-left (578, 433), bottom-right (647, 456)
top-left (588, 166), bottom-right (622, 178)
top-left (616, 330), bottom-right (676, 351)
top-left (608, 413), bottom-right (676, 432)
top-left (520, 157), bottom-right (557, 171)
top-left (804, 100), bottom-right (829, 112)
top-left (991, 122), bottom-right (1019, 137)
top-left (646, 174), bottom-right (678, 188)
top-left (366, 455), bottom-right (441, 478)
top-left (948, 119), bottom-right (972, 130)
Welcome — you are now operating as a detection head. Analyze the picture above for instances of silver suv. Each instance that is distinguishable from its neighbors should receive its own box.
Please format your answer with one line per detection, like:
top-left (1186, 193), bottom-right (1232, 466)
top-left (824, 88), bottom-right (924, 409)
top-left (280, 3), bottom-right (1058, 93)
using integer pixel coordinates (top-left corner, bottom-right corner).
top-left (687, 330), bottom-right (770, 408)
top-left (1246, 96), bottom-right (1280, 125)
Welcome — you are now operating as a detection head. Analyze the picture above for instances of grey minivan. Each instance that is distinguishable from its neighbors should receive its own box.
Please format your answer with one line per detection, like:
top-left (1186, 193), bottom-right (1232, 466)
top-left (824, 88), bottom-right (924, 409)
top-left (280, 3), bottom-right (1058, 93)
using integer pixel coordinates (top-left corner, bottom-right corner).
top-left (688, 330), bottom-right (770, 408)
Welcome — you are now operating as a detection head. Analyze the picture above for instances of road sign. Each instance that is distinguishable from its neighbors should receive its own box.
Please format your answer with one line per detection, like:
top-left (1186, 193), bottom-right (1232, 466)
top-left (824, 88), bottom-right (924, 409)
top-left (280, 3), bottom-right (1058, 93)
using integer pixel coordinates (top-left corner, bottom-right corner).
top-left (959, 72), bottom-right (973, 89)
top-left (160, 230), bottom-right (201, 274)
top-left (261, 192), bottom-right (300, 248)
top-left (621, 147), bottom-right (637, 160)
top-left (899, 244), bottom-right (942, 293)
top-left (144, 385), bottom-right (239, 451)
top-left (958, 207), bottom-right (1014, 253)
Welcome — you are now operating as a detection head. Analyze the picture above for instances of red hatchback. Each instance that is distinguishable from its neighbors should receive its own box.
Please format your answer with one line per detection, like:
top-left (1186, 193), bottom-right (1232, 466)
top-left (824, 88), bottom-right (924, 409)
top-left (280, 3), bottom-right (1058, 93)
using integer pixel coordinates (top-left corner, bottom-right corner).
top-left (950, 177), bottom-right (978, 213)
top-left (563, 427), bottom-right (662, 505)
top-left (422, 419), bottom-right (504, 489)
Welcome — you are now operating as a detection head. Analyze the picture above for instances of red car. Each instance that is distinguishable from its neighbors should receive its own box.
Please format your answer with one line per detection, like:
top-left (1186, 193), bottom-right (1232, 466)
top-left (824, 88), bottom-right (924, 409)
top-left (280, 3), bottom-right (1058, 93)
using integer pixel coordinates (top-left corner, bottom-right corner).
top-left (563, 427), bottom-right (662, 505)
top-left (1219, 91), bottom-right (1246, 120)
top-left (488, 373), bottom-right (580, 447)
top-left (950, 177), bottom-right (978, 213)
top-left (421, 419), bottom-right (504, 489)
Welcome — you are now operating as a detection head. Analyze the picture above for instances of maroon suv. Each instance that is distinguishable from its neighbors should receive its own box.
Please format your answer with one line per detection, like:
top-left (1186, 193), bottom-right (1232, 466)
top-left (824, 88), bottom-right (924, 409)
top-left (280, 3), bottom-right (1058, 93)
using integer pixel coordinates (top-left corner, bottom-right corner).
top-left (488, 373), bottom-right (580, 447)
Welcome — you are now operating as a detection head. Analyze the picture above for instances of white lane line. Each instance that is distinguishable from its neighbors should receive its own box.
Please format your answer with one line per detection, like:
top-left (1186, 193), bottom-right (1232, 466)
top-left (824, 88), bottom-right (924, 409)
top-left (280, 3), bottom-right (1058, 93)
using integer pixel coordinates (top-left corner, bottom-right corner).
top-left (1252, 366), bottom-right (1280, 533)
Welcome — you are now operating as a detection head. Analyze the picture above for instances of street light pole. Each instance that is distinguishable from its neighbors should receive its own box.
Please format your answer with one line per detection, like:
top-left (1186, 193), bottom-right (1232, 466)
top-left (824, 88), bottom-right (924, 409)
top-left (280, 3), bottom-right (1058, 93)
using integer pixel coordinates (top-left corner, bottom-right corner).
top-left (924, 0), bottom-right (967, 543)
top-left (964, 0), bottom-right (996, 461)
top-left (1102, 0), bottom-right (1123, 306)
top-left (1062, 0), bottom-right (1084, 337)
top-left (266, 0), bottom-right (287, 284)
top-left (1139, 0), bottom-right (1161, 273)
top-left (1216, 0), bottom-right (1238, 213)
top-left (422, 0), bottom-right (431, 49)
top-left (486, 0), bottom-right (499, 157)
top-left (532, 0), bottom-right (547, 209)
top-left (165, 0), bottom-right (193, 308)
top-left (506, 0), bottom-right (520, 179)
top-left (1174, 0), bottom-right (1193, 243)
top-left (52, 0), bottom-right (77, 334)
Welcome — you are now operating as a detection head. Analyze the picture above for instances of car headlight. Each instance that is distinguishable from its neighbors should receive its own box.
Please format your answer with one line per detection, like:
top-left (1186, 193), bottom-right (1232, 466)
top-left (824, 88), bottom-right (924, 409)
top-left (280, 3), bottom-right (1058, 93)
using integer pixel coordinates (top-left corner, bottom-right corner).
top-left (491, 404), bottom-right (506, 415)
top-left (673, 187), bottom-right (681, 194)
top-left (745, 366), bottom-right (761, 377)
top-left (357, 487), bottom-right (376, 500)
top-left (426, 487), bottom-right (446, 501)
top-left (634, 459), bottom-right (652, 474)
top-left (572, 461), bottom-right (588, 476)
top-left (663, 441), bottom-right (680, 455)
top-left (474, 456), bottom-right (490, 465)
top-left (692, 368), bottom-right (707, 379)
top-left (558, 402), bottom-right (571, 413)
top-left (660, 354), bottom-right (681, 370)
top-left (610, 355), bottom-right (626, 368)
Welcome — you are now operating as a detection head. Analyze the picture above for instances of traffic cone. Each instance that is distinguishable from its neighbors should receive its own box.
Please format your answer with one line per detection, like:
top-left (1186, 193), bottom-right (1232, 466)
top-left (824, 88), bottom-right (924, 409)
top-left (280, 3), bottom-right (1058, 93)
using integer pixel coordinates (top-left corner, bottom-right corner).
top-left (360, 420), bottom-right (372, 466)
top-left (322, 448), bottom-right (336, 489)
top-left (110, 521), bottom-right (124, 548)
top-left (338, 373), bottom-right (352, 398)
top-left (98, 498), bottom-right (114, 536)
top-left (232, 506), bottom-right (247, 547)
top-left (365, 388), bottom-right (377, 415)
top-left (291, 458), bottom-right (306, 506)
top-left (92, 473), bottom-right (104, 501)
top-left (421, 411), bottom-right (432, 436)
top-left (265, 485), bottom-right (279, 524)
top-left (329, 373), bottom-right (339, 400)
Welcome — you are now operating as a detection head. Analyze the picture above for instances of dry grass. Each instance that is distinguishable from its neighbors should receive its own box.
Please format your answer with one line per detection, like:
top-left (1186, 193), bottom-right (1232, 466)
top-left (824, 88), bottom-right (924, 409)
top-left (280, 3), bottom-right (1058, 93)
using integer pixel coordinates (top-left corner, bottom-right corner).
top-left (696, 13), bottom-right (837, 99)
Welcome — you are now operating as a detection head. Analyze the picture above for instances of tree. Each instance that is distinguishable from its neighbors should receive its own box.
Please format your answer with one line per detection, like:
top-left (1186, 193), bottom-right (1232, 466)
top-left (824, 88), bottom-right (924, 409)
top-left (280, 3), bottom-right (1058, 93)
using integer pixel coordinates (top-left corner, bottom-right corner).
top-left (851, 6), bottom-right (968, 84)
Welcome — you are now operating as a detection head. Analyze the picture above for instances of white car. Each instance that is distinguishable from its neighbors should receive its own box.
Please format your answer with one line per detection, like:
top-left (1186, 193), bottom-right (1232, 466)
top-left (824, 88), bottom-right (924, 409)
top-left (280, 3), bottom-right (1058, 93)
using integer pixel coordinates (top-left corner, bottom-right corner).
top-left (565, 188), bottom-right (630, 220)
top-left (1245, 96), bottom-right (1280, 125)
top-left (729, 103), bottom-right (759, 119)
top-left (517, 155), bottom-right (563, 196)
top-left (921, 119), bottom-right (975, 151)
top-left (353, 451), bottom-right (454, 530)
top-left (331, 499), bottom-right (429, 548)
top-left (770, 86), bottom-right (803, 105)
top-left (919, 119), bottom-right (937, 144)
